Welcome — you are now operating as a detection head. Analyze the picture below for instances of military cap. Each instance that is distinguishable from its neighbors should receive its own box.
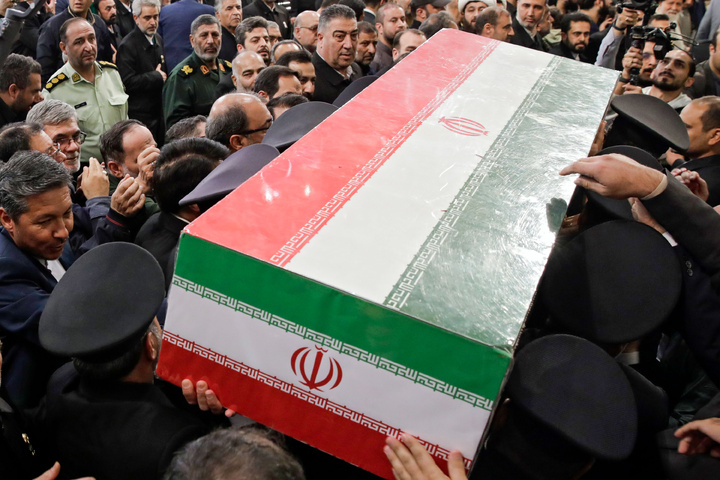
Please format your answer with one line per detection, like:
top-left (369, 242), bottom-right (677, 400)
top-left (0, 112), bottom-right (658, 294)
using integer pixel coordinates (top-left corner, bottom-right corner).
top-left (179, 143), bottom-right (280, 210)
top-left (262, 102), bottom-right (337, 152)
top-left (39, 243), bottom-right (165, 362)
top-left (606, 94), bottom-right (689, 156)
top-left (541, 220), bottom-right (682, 344)
top-left (507, 334), bottom-right (638, 460)
top-left (333, 75), bottom-right (378, 108)
top-left (585, 145), bottom-right (662, 221)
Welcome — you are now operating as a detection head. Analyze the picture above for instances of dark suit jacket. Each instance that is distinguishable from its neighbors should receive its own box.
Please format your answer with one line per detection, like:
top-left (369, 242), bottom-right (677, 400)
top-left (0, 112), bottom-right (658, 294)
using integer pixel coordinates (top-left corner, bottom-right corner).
top-left (219, 26), bottom-right (238, 63)
top-left (135, 212), bottom-right (187, 287)
top-left (509, 16), bottom-right (546, 51)
top-left (681, 154), bottom-right (720, 207)
top-left (686, 60), bottom-right (720, 99)
top-left (117, 27), bottom-right (167, 144)
top-left (242, 0), bottom-right (291, 39)
top-left (158, 0), bottom-right (215, 71)
top-left (115, 0), bottom-right (136, 37)
top-left (11, 1), bottom-right (52, 58)
top-left (312, 52), bottom-right (362, 104)
top-left (549, 42), bottom-right (576, 60)
top-left (0, 98), bottom-right (21, 130)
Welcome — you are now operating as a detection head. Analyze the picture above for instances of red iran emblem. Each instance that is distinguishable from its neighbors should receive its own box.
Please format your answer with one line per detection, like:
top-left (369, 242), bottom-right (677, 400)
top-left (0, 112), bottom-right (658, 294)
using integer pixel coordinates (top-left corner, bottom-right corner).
top-left (438, 116), bottom-right (488, 136)
top-left (291, 346), bottom-right (343, 392)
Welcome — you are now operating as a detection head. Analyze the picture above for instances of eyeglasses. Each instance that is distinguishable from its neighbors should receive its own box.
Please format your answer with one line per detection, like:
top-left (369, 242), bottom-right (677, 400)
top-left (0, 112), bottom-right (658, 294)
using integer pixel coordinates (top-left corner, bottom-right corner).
top-left (44, 142), bottom-right (61, 157)
top-left (56, 131), bottom-right (87, 148)
top-left (239, 121), bottom-right (273, 136)
top-left (300, 25), bottom-right (319, 33)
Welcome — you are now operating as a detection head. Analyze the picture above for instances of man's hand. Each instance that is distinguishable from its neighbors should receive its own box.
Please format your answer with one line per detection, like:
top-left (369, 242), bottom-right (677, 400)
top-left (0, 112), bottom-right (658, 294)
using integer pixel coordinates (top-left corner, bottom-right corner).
top-left (615, 8), bottom-right (640, 30)
top-left (621, 46), bottom-right (643, 77)
top-left (110, 175), bottom-right (145, 217)
top-left (136, 146), bottom-right (160, 194)
top-left (675, 418), bottom-right (720, 457)
top-left (77, 158), bottom-right (110, 200)
top-left (630, 198), bottom-right (666, 233)
top-left (559, 154), bottom-right (665, 199)
top-left (34, 462), bottom-right (95, 480)
top-left (181, 379), bottom-right (236, 417)
top-left (156, 64), bottom-right (167, 82)
top-left (384, 434), bottom-right (466, 480)
top-left (622, 84), bottom-right (643, 94)
top-left (672, 168), bottom-right (710, 202)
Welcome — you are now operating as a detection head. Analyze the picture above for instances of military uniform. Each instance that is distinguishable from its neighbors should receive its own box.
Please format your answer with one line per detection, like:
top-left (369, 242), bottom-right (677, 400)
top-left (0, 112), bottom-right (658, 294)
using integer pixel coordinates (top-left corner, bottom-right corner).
top-left (43, 62), bottom-right (129, 165)
top-left (162, 52), bottom-right (232, 129)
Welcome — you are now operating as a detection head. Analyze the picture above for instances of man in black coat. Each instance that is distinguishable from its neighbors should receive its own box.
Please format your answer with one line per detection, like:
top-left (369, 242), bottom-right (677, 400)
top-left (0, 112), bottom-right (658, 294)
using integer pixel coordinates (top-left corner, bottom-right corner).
top-left (549, 12), bottom-right (593, 62)
top-left (117, 0), bottom-right (167, 145)
top-left (115, 0), bottom-right (136, 37)
top-left (312, 5), bottom-right (362, 104)
top-left (216, 0), bottom-right (243, 62)
top-left (243, 0), bottom-right (291, 39)
top-left (0, 54), bottom-right (43, 129)
top-left (510, 0), bottom-right (547, 51)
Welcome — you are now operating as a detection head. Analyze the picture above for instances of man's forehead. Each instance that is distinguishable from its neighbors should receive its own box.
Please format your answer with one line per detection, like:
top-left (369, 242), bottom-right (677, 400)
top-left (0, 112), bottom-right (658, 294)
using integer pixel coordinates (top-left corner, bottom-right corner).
top-left (385, 6), bottom-right (405, 17)
top-left (223, 0), bottom-right (241, 6)
top-left (665, 49), bottom-right (692, 64)
top-left (196, 24), bottom-right (221, 35)
top-left (47, 120), bottom-right (80, 137)
top-left (67, 22), bottom-right (95, 40)
top-left (326, 17), bottom-right (357, 31)
top-left (519, 0), bottom-right (545, 6)
top-left (249, 27), bottom-right (269, 37)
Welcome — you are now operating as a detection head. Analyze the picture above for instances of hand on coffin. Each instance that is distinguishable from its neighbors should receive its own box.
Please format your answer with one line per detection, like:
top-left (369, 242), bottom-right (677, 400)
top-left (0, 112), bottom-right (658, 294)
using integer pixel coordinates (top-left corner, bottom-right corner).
top-left (560, 154), bottom-right (665, 199)
top-left (34, 462), bottom-right (95, 480)
top-left (181, 379), bottom-right (236, 417)
top-left (384, 434), bottom-right (466, 480)
top-left (675, 418), bottom-right (720, 457)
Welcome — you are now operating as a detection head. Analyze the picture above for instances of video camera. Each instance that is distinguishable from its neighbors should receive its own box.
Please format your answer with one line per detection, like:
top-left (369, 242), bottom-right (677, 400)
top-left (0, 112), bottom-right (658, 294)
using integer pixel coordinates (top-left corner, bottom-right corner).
top-left (615, 0), bottom-right (656, 15)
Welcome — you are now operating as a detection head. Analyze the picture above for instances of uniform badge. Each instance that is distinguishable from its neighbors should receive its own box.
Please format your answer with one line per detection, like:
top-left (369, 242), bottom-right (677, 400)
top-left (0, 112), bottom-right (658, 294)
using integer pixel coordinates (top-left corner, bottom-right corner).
top-left (58, 74), bottom-right (66, 80)
top-left (181, 65), bottom-right (193, 75)
top-left (72, 73), bottom-right (81, 82)
top-left (45, 82), bottom-right (52, 89)
top-left (219, 63), bottom-right (225, 72)
top-left (51, 78), bottom-right (59, 84)
top-left (201, 65), bottom-right (210, 75)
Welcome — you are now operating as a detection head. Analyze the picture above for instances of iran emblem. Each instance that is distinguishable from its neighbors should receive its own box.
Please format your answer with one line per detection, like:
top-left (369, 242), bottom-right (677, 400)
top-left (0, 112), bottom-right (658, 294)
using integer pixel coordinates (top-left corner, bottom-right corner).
top-left (438, 116), bottom-right (488, 136)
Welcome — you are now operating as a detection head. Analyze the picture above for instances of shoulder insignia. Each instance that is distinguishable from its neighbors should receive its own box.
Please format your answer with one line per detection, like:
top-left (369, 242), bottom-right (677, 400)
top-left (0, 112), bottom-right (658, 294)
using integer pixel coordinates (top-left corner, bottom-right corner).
top-left (45, 73), bottom-right (69, 91)
top-left (180, 65), bottom-right (194, 76)
top-left (201, 65), bottom-right (210, 75)
top-left (98, 61), bottom-right (118, 70)
top-left (72, 73), bottom-right (81, 82)
top-left (220, 60), bottom-right (231, 72)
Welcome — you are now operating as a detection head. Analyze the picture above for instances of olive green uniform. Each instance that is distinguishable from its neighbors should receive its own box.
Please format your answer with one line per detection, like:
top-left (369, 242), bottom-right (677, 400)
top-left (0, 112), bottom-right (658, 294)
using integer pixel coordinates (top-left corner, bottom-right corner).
top-left (43, 61), bottom-right (128, 165)
top-left (162, 52), bottom-right (232, 129)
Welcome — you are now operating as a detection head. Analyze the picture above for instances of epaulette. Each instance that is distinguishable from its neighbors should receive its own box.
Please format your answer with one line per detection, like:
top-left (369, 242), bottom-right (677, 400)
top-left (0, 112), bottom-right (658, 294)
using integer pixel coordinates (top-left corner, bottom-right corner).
top-left (98, 61), bottom-right (118, 70)
top-left (45, 73), bottom-right (69, 91)
top-left (219, 59), bottom-right (232, 73)
top-left (178, 64), bottom-right (195, 77)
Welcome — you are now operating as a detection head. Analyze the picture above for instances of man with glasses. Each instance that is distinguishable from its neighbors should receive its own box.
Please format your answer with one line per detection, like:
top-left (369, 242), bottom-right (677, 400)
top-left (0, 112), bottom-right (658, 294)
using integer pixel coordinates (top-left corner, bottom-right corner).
top-left (205, 93), bottom-right (273, 152)
top-left (27, 99), bottom-right (87, 174)
top-left (312, 4), bottom-right (362, 104)
top-left (294, 9), bottom-right (320, 53)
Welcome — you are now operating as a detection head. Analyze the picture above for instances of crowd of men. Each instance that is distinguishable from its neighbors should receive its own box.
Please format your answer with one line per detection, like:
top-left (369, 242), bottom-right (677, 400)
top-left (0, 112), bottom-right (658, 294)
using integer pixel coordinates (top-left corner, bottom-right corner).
top-left (2, 0), bottom-right (720, 477)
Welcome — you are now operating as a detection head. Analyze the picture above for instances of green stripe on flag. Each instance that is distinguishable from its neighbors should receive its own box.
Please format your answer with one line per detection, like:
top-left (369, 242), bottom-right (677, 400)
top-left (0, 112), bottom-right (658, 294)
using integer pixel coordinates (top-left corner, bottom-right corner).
top-left (173, 233), bottom-right (510, 403)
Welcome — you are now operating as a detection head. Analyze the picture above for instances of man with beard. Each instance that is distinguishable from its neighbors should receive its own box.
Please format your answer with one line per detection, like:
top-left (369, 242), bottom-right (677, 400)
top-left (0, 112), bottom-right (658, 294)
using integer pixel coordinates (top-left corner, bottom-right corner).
top-left (687, 26), bottom-right (720, 99)
top-left (0, 54), bottom-right (43, 129)
top-left (43, 18), bottom-right (128, 165)
top-left (624, 49), bottom-right (695, 113)
top-left (474, 6), bottom-right (514, 42)
top-left (235, 16), bottom-right (272, 65)
top-left (216, 0), bottom-right (243, 62)
top-left (578, 0), bottom-right (609, 34)
top-left (370, 2), bottom-right (406, 73)
top-left (510, 0), bottom-right (546, 51)
top-left (95, 0), bottom-right (124, 44)
top-left (355, 21), bottom-right (378, 75)
top-left (613, 41), bottom-right (658, 95)
top-left (117, 0), bottom-right (167, 145)
top-left (231, 50), bottom-right (266, 93)
top-left (163, 15), bottom-right (232, 129)
top-left (27, 99), bottom-right (84, 175)
top-left (549, 12), bottom-right (592, 62)
top-left (275, 50), bottom-right (316, 99)
top-left (458, 0), bottom-right (493, 32)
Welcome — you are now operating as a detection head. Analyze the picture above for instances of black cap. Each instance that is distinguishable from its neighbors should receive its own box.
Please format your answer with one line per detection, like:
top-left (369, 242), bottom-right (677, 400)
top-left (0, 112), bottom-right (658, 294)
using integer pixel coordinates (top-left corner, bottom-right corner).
top-left (541, 220), bottom-right (682, 344)
top-left (262, 101), bottom-right (337, 152)
top-left (585, 145), bottom-right (662, 221)
top-left (333, 75), bottom-right (379, 108)
top-left (179, 143), bottom-right (279, 209)
top-left (607, 94), bottom-right (689, 156)
top-left (507, 334), bottom-right (638, 460)
top-left (39, 243), bottom-right (165, 362)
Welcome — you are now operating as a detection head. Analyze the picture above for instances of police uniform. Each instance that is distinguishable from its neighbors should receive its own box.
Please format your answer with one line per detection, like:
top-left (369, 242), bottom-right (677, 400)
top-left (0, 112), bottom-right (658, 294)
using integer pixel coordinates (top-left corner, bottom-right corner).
top-left (43, 62), bottom-right (129, 165)
top-left (162, 52), bottom-right (232, 129)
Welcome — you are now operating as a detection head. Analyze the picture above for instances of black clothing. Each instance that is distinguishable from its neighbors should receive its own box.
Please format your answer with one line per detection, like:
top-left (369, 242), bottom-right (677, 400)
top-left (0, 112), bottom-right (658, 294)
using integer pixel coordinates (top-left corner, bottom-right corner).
top-left (312, 51), bottom-right (361, 104)
top-left (290, 0), bottom-right (316, 16)
top-left (11, 2), bottom-right (52, 58)
top-left (509, 17), bottom-right (546, 51)
top-left (682, 154), bottom-right (720, 207)
top-left (215, 71), bottom-right (237, 97)
top-left (219, 26), bottom-right (238, 63)
top-left (37, 7), bottom-right (115, 83)
top-left (242, 0), bottom-right (291, 39)
top-left (135, 211), bottom-right (186, 287)
top-left (117, 27), bottom-right (167, 145)
top-left (549, 42), bottom-right (577, 60)
top-left (115, 0), bottom-right (136, 37)
top-left (0, 396), bottom-right (50, 480)
top-left (0, 97), bottom-right (21, 129)
top-left (687, 60), bottom-right (720, 99)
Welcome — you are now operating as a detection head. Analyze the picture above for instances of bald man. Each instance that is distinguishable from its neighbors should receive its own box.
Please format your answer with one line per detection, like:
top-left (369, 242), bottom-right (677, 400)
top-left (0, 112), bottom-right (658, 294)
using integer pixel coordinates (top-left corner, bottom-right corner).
top-left (205, 93), bottom-right (273, 151)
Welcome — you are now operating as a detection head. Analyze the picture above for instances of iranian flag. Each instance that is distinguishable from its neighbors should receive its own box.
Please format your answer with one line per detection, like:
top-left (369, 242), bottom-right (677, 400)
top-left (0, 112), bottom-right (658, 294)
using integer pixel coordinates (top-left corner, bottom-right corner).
top-left (157, 29), bottom-right (618, 479)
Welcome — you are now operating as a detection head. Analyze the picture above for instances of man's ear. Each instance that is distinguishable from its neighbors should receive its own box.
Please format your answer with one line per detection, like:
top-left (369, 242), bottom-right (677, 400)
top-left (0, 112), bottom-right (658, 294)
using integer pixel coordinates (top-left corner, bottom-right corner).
top-left (59, 41), bottom-right (68, 57)
top-left (6, 84), bottom-right (20, 102)
top-left (237, 43), bottom-right (244, 52)
top-left (145, 328), bottom-right (160, 362)
top-left (482, 23), bottom-right (494, 37)
top-left (257, 90), bottom-right (269, 102)
top-left (229, 134), bottom-right (245, 151)
top-left (0, 208), bottom-right (15, 235)
top-left (392, 48), bottom-right (399, 61)
top-left (106, 160), bottom-right (125, 179)
top-left (231, 74), bottom-right (237, 88)
top-left (684, 75), bottom-right (695, 89)
top-left (708, 127), bottom-right (720, 147)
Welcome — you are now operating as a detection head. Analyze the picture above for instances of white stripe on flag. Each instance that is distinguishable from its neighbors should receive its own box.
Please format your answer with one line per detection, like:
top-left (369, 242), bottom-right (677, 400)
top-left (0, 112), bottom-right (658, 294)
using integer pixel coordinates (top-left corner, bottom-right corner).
top-left (284, 45), bottom-right (553, 303)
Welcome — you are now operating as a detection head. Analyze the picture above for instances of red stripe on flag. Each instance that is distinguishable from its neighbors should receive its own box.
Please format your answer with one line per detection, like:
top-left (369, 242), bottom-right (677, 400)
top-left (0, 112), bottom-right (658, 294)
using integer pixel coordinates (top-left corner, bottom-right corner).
top-left (185, 31), bottom-right (500, 263)
top-left (157, 336), bottom-right (468, 479)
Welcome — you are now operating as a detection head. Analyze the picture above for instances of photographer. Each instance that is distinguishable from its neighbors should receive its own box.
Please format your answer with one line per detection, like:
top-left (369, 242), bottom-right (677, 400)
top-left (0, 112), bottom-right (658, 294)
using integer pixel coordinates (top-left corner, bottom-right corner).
top-left (595, 1), bottom-right (643, 68)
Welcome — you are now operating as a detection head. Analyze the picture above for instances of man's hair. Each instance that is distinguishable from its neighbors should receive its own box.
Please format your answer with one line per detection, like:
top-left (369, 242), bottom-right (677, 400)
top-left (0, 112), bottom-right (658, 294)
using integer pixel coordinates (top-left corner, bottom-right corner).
top-left (695, 96), bottom-right (720, 132)
top-left (392, 28), bottom-right (424, 50)
top-left (151, 138), bottom-right (225, 213)
top-left (0, 151), bottom-right (71, 220)
top-left (132, 0), bottom-right (161, 15)
top-left (357, 20), bottom-right (378, 35)
top-left (190, 14), bottom-right (220, 36)
top-left (214, 0), bottom-right (231, 12)
top-left (100, 119), bottom-right (145, 166)
top-left (365, 0), bottom-right (381, 7)
top-left (559, 12), bottom-right (591, 33)
top-left (649, 13), bottom-right (670, 23)
top-left (235, 16), bottom-right (269, 44)
top-left (0, 122), bottom-right (45, 163)
top-left (0, 54), bottom-right (41, 93)
top-left (271, 39), bottom-right (303, 62)
top-left (165, 115), bottom-right (207, 143)
top-left (73, 321), bottom-right (161, 381)
top-left (376, 2), bottom-right (402, 24)
top-left (319, 4), bottom-right (356, 31)
top-left (680, 49), bottom-right (696, 78)
top-left (254, 66), bottom-right (299, 98)
top-left (274, 49), bottom-right (313, 67)
top-left (420, 12), bottom-right (457, 38)
top-left (59, 17), bottom-right (90, 44)
top-left (164, 425), bottom-right (306, 480)
top-left (474, 6), bottom-right (508, 33)
top-left (320, 0), bottom-right (340, 9)
top-left (205, 101), bottom-right (249, 148)
top-left (268, 20), bottom-right (280, 30)
top-left (267, 93), bottom-right (308, 117)
top-left (577, 0), bottom-right (596, 11)
top-left (26, 99), bottom-right (78, 126)
top-left (339, 0), bottom-right (365, 21)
